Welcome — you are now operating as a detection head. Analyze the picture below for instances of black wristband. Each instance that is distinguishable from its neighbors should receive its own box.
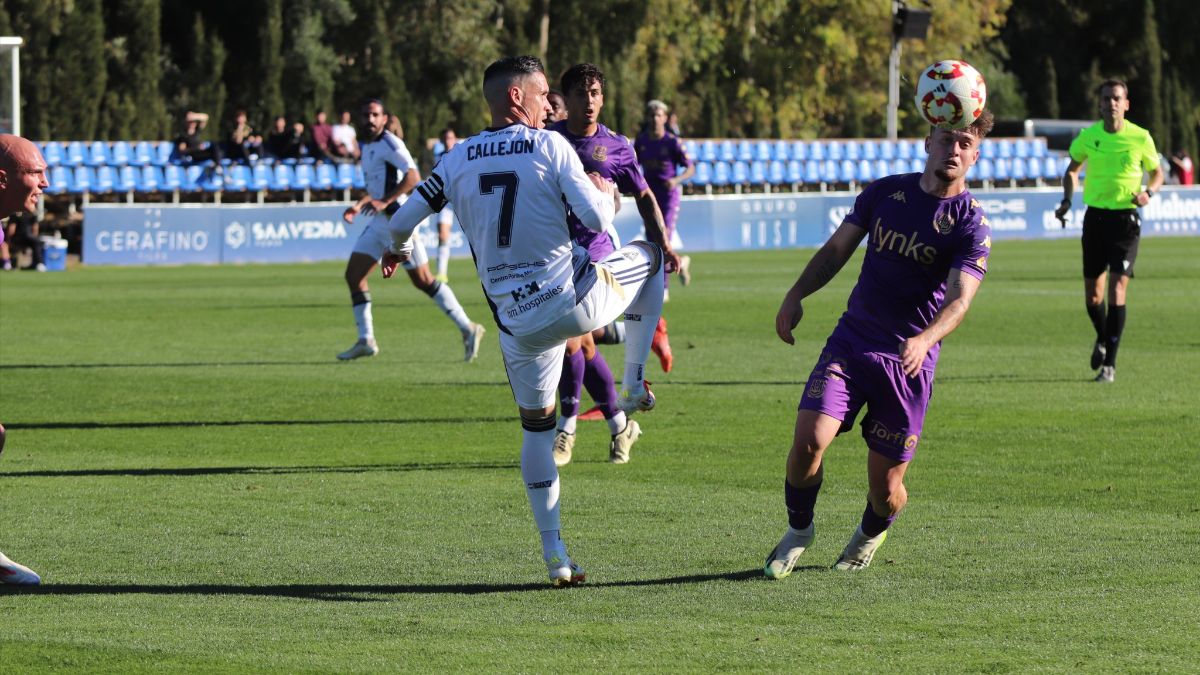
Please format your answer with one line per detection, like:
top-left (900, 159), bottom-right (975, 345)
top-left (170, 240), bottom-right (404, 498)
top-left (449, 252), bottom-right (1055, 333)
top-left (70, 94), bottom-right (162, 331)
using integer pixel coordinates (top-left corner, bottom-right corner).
top-left (1146, 189), bottom-right (1156, 198)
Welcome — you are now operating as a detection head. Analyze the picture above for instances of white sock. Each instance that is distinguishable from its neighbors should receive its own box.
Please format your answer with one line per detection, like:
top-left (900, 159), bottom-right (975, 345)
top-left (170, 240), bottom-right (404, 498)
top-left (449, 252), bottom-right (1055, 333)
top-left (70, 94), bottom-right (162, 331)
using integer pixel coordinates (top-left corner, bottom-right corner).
top-left (622, 262), bottom-right (664, 392)
top-left (353, 302), bottom-right (374, 341)
top-left (558, 416), bottom-right (577, 435)
top-left (540, 530), bottom-right (564, 560)
top-left (437, 244), bottom-right (450, 277)
top-left (431, 283), bottom-right (472, 333)
top-left (606, 411), bottom-right (627, 436)
top-left (521, 428), bottom-right (561, 535)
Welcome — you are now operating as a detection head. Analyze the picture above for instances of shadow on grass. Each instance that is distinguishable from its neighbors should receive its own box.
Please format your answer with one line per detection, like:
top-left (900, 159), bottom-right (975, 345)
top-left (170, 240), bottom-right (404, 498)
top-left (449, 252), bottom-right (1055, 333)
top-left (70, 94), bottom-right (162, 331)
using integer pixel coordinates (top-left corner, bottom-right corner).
top-left (1, 460), bottom-right (521, 478)
top-left (5, 416), bottom-right (511, 431)
top-left (1, 569), bottom-right (765, 601)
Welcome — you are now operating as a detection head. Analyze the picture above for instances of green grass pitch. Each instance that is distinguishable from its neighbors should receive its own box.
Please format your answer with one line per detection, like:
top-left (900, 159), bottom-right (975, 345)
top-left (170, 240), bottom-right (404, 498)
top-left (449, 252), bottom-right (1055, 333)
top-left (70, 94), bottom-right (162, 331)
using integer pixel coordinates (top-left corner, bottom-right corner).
top-left (1, 237), bottom-right (1198, 671)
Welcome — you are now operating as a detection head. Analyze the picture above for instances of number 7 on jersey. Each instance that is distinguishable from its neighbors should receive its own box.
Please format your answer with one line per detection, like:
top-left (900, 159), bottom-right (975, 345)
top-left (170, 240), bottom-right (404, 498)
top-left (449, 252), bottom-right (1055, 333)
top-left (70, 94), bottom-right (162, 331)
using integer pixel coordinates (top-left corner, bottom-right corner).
top-left (479, 172), bottom-right (519, 247)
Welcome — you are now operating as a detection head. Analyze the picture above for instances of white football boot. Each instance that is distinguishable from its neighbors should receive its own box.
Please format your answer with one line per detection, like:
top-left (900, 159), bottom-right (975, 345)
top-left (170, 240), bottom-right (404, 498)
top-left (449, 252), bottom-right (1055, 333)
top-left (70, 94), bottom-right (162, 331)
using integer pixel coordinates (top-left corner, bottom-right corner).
top-left (337, 337), bottom-right (379, 361)
top-left (0, 551), bottom-right (40, 585)
top-left (608, 420), bottom-right (642, 464)
top-left (463, 323), bottom-right (486, 362)
top-left (832, 526), bottom-right (887, 571)
top-left (617, 381), bottom-right (655, 415)
top-left (764, 524), bottom-right (814, 579)
top-left (545, 551), bottom-right (586, 588)
top-left (552, 431), bottom-right (576, 467)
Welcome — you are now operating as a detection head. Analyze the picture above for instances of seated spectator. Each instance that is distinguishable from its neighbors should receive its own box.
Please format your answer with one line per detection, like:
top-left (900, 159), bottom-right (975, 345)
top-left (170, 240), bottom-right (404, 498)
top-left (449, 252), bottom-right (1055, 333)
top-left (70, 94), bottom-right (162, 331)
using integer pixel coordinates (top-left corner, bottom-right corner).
top-left (329, 110), bottom-right (359, 163)
top-left (2, 211), bottom-right (44, 271)
top-left (224, 109), bottom-right (262, 164)
top-left (1169, 149), bottom-right (1193, 186)
top-left (264, 116), bottom-right (295, 161)
top-left (172, 111), bottom-right (222, 166)
top-left (310, 111), bottom-right (334, 163)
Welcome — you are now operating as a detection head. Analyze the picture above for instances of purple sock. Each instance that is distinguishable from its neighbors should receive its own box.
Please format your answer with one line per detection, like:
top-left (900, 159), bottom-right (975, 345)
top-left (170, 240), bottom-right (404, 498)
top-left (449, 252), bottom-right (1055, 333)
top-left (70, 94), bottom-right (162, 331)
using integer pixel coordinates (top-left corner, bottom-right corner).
top-left (582, 351), bottom-right (620, 418)
top-left (860, 500), bottom-right (896, 537)
top-left (558, 349), bottom-right (586, 418)
top-left (784, 479), bottom-right (821, 530)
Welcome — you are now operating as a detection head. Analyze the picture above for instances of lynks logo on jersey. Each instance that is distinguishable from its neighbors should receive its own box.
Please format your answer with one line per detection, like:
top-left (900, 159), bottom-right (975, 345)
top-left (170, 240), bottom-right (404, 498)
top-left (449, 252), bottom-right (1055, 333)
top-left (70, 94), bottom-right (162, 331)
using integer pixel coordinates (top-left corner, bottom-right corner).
top-left (871, 218), bottom-right (938, 265)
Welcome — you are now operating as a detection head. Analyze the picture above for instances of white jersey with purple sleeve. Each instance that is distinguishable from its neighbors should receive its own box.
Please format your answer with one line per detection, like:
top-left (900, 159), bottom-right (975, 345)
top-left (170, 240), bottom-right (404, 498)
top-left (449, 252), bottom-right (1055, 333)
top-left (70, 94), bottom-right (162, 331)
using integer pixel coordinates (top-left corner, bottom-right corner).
top-left (387, 123), bottom-right (615, 336)
top-left (833, 173), bottom-right (991, 371)
top-left (360, 130), bottom-right (417, 207)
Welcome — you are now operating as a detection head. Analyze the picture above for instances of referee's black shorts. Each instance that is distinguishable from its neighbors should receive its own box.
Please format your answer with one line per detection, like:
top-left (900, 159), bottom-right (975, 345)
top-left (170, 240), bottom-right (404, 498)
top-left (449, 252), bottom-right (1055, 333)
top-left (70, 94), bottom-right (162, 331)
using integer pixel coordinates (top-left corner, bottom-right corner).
top-left (1082, 207), bottom-right (1140, 278)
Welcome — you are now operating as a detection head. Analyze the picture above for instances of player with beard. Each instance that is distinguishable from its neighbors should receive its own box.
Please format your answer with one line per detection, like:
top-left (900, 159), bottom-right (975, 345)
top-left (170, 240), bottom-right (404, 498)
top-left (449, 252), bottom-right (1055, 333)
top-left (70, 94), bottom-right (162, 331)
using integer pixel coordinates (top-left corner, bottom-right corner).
top-left (764, 111), bottom-right (995, 577)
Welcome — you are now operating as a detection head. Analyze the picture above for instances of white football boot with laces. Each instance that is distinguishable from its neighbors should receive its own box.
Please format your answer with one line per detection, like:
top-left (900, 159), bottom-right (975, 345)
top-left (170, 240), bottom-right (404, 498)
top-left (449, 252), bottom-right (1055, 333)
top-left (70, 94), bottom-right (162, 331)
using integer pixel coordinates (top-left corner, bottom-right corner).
top-left (552, 431), bottom-right (576, 467)
top-left (337, 338), bottom-right (379, 361)
top-left (608, 420), bottom-right (642, 464)
top-left (617, 382), bottom-right (655, 415)
top-left (832, 526), bottom-right (887, 571)
top-left (463, 323), bottom-right (486, 362)
top-left (764, 524), bottom-right (814, 579)
top-left (545, 551), bottom-right (586, 587)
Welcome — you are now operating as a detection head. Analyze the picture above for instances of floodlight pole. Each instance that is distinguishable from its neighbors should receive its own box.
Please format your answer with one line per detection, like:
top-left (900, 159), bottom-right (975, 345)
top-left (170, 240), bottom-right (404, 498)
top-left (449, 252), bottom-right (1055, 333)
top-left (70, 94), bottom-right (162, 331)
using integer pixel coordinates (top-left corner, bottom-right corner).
top-left (887, 10), bottom-right (901, 141)
top-left (1, 36), bottom-right (20, 136)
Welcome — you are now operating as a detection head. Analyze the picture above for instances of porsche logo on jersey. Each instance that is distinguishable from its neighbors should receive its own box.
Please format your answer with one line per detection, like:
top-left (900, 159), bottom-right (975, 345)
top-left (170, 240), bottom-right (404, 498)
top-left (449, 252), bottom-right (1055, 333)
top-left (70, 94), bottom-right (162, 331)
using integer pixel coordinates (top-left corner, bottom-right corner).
top-left (890, 191), bottom-right (906, 202)
top-left (591, 145), bottom-right (608, 162)
top-left (933, 212), bottom-right (955, 235)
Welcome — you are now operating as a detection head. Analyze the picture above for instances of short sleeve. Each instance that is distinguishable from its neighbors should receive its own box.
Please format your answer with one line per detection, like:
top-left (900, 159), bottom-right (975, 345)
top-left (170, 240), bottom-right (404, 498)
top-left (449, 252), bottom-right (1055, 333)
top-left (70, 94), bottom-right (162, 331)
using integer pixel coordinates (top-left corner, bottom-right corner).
top-left (670, 136), bottom-right (693, 168)
top-left (415, 165), bottom-right (449, 212)
top-left (1068, 129), bottom-right (1089, 164)
top-left (1140, 130), bottom-right (1159, 172)
top-left (385, 135), bottom-right (416, 173)
top-left (952, 211), bottom-right (992, 281)
top-left (843, 179), bottom-right (883, 229)
top-left (613, 140), bottom-right (649, 195)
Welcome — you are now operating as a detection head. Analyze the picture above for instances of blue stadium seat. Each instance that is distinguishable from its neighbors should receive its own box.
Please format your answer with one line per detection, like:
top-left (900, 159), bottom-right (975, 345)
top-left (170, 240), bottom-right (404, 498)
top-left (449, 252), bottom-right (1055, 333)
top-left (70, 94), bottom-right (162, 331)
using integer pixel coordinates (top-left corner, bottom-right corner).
top-left (161, 165), bottom-right (184, 191)
top-left (854, 160), bottom-right (873, 183)
top-left (292, 164), bottom-right (314, 190)
top-left (41, 141), bottom-right (63, 167)
top-left (109, 141), bottom-right (131, 167)
top-left (827, 141), bottom-right (844, 161)
top-left (87, 141), bottom-right (109, 167)
top-left (136, 166), bottom-right (162, 193)
top-left (730, 160), bottom-right (749, 185)
top-left (131, 141), bottom-right (153, 167)
top-left (785, 160), bottom-right (803, 184)
top-left (767, 160), bottom-right (787, 186)
top-left (351, 164), bottom-right (366, 189)
top-left (93, 165), bottom-right (115, 192)
top-left (250, 164), bottom-right (272, 191)
top-left (683, 139), bottom-right (699, 160)
top-left (313, 163), bottom-right (335, 190)
top-left (838, 159), bottom-right (857, 184)
top-left (1042, 155), bottom-right (1064, 180)
top-left (995, 139), bottom-right (1013, 159)
top-left (46, 166), bottom-right (72, 194)
top-left (116, 166), bottom-right (138, 192)
top-left (803, 160), bottom-right (821, 185)
top-left (808, 141), bottom-right (826, 161)
top-left (333, 163), bottom-right (354, 190)
top-left (979, 139), bottom-right (994, 159)
top-left (820, 160), bottom-right (838, 185)
top-left (710, 161), bottom-right (731, 187)
top-left (70, 166), bottom-right (94, 194)
top-left (878, 140), bottom-right (895, 161)
top-left (894, 140), bottom-right (912, 160)
top-left (843, 141), bottom-right (860, 161)
top-left (185, 165), bottom-right (214, 191)
top-left (975, 158), bottom-right (994, 183)
top-left (909, 158), bottom-right (924, 173)
top-left (890, 159), bottom-right (909, 175)
top-left (1014, 139), bottom-right (1031, 158)
top-left (64, 141), bottom-right (86, 167)
top-left (735, 140), bottom-right (754, 162)
top-left (1011, 157), bottom-right (1029, 182)
top-left (992, 158), bottom-right (1012, 182)
top-left (910, 139), bottom-right (926, 158)
top-left (689, 160), bottom-right (712, 187)
top-left (771, 140), bottom-right (791, 161)
top-left (790, 140), bottom-right (808, 162)
top-left (748, 160), bottom-right (767, 185)
top-left (860, 141), bottom-right (878, 161)
top-left (699, 140), bottom-right (717, 162)
top-left (717, 140), bottom-right (736, 163)
top-left (270, 164), bottom-right (294, 191)
top-left (154, 141), bottom-right (175, 166)
top-left (1031, 138), bottom-right (1049, 158)
top-left (754, 140), bottom-right (773, 162)
top-left (225, 165), bottom-right (250, 191)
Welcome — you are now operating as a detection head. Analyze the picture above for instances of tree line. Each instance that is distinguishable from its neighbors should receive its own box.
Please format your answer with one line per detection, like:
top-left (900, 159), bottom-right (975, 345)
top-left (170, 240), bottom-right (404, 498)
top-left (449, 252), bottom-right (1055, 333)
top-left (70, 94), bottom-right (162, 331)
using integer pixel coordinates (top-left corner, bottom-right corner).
top-left (2, 0), bottom-right (1195, 159)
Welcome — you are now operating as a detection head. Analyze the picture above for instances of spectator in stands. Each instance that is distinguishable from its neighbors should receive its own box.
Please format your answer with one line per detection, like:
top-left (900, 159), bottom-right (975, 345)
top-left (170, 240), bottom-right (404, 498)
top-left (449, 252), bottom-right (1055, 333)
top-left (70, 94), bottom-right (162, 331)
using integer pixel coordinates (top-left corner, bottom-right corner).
top-left (2, 212), bottom-right (44, 271)
top-left (173, 111), bottom-right (222, 167)
top-left (1169, 149), bottom-right (1193, 185)
top-left (330, 110), bottom-right (360, 163)
top-left (667, 110), bottom-right (682, 137)
top-left (311, 111), bottom-right (334, 163)
top-left (264, 116), bottom-right (308, 161)
top-left (224, 109), bottom-right (262, 164)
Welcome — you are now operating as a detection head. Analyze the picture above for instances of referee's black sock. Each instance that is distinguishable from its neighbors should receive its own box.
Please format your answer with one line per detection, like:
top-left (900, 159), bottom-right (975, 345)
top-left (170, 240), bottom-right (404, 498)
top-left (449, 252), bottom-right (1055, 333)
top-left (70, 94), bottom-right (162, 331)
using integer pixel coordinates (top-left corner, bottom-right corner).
top-left (1086, 302), bottom-right (1106, 342)
top-left (1104, 305), bottom-right (1126, 367)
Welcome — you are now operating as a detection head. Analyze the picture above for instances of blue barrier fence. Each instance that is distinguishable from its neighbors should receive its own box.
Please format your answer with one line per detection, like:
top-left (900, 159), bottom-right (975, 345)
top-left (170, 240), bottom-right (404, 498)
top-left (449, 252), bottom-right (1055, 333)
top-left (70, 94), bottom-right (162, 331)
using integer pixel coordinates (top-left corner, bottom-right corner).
top-left (84, 186), bottom-right (1200, 266)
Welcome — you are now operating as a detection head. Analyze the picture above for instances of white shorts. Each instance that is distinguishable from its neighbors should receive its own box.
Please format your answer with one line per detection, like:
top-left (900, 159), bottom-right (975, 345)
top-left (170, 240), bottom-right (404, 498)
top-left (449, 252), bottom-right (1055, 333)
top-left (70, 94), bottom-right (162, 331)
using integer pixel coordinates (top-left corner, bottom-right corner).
top-left (352, 211), bottom-right (428, 270)
top-left (500, 243), bottom-right (661, 409)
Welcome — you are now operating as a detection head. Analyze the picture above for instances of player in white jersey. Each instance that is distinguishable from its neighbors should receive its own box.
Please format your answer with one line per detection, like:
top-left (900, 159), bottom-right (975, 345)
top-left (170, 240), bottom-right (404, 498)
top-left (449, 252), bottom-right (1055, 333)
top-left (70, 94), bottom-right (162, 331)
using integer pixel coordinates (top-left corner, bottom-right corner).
top-left (381, 56), bottom-right (680, 587)
top-left (338, 99), bottom-right (486, 362)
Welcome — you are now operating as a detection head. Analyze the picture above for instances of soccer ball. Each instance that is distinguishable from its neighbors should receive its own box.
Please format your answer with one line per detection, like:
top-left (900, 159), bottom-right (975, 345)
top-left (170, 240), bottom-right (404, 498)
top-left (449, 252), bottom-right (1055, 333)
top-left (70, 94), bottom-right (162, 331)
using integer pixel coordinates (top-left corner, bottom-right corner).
top-left (914, 60), bottom-right (987, 130)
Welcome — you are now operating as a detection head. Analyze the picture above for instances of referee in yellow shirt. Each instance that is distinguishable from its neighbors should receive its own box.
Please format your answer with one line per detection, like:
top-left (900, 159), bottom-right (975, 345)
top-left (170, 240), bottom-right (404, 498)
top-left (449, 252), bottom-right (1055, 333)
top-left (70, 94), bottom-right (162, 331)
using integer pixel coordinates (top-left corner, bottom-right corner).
top-left (1055, 79), bottom-right (1163, 383)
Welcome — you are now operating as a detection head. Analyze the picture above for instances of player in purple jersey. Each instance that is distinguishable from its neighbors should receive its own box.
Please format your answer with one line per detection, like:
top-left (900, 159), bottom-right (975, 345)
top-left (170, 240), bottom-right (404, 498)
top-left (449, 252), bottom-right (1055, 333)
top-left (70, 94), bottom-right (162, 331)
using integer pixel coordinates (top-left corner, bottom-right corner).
top-left (763, 111), bottom-right (995, 578)
top-left (546, 63), bottom-right (679, 467)
top-left (635, 100), bottom-right (695, 289)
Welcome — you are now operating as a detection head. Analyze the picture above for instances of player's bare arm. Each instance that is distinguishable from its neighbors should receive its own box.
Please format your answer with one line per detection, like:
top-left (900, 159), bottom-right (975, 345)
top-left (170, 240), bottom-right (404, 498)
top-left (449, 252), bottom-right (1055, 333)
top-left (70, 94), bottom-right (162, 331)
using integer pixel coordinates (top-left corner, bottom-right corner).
top-left (632, 187), bottom-right (682, 272)
top-left (1055, 159), bottom-right (1083, 222)
top-left (1133, 166), bottom-right (1165, 206)
top-left (668, 161), bottom-right (695, 189)
top-left (380, 189), bottom-right (435, 278)
top-left (899, 268), bottom-right (982, 376)
top-left (776, 220), bottom-right (867, 345)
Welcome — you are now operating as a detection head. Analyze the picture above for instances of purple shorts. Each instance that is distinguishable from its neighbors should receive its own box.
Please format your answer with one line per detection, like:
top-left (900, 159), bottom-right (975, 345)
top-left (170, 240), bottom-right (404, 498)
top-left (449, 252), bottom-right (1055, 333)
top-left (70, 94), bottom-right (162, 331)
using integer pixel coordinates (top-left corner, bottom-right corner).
top-left (797, 337), bottom-right (934, 462)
